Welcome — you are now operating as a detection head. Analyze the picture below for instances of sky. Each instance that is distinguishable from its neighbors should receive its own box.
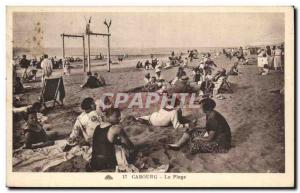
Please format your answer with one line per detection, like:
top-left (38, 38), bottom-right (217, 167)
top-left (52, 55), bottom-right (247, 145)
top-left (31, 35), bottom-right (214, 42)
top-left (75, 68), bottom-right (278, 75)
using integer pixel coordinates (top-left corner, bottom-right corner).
top-left (13, 12), bottom-right (285, 48)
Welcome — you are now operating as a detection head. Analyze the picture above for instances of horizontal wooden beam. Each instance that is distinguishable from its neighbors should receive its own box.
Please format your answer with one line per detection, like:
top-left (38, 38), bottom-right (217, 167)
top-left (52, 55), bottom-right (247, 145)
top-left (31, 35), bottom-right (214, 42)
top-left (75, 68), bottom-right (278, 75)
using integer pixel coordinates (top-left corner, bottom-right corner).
top-left (61, 33), bottom-right (84, 38)
top-left (88, 32), bottom-right (111, 37)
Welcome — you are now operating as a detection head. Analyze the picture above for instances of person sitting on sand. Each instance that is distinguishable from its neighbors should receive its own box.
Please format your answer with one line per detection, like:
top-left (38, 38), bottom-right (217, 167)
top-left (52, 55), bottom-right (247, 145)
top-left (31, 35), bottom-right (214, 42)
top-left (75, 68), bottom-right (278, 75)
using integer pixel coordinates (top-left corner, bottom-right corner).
top-left (176, 66), bottom-right (187, 79)
top-left (227, 62), bottom-right (239, 76)
top-left (144, 73), bottom-right (151, 85)
top-left (212, 68), bottom-right (227, 96)
top-left (94, 72), bottom-right (106, 86)
top-left (171, 67), bottom-right (187, 85)
top-left (193, 68), bottom-right (204, 85)
top-left (136, 97), bottom-right (189, 130)
top-left (144, 60), bottom-right (150, 70)
top-left (199, 76), bottom-right (215, 96)
top-left (22, 108), bottom-right (55, 149)
top-left (143, 77), bottom-right (160, 92)
top-left (168, 76), bottom-right (195, 94)
top-left (26, 69), bottom-right (38, 81)
top-left (182, 57), bottom-right (188, 67)
top-left (168, 98), bottom-right (231, 153)
top-left (14, 77), bottom-right (24, 94)
top-left (155, 68), bottom-right (163, 81)
top-left (63, 97), bottom-right (103, 152)
top-left (151, 58), bottom-right (159, 69)
top-left (80, 72), bottom-right (102, 88)
top-left (87, 108), bottom-right (134, 171)
top-left (136, 61), bottom-right (143, 69)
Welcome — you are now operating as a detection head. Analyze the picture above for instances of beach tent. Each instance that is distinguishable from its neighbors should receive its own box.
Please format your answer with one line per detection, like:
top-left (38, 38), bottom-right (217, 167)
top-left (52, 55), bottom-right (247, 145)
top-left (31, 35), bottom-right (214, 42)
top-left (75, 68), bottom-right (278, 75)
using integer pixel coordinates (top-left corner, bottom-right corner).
top-left (40, 76), bottom-right (65, 108)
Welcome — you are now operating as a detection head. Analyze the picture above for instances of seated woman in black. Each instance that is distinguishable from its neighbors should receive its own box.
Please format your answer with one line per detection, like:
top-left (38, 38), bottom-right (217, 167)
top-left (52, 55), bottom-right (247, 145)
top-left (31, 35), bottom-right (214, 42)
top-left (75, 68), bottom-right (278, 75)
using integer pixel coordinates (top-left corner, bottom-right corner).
top-left (80, 72), bottom-right (102, 88)
top-left (89, 108), bottom-right (134, 171)
top-left (168, 98), bottom-right (231, 153)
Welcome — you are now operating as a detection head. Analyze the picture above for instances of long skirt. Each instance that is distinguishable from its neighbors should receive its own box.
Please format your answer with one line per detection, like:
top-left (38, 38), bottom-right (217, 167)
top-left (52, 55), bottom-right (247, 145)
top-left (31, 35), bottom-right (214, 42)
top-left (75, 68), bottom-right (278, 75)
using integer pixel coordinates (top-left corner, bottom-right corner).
top-left (274, 56), bottom-right (282, 68)
top-left (257, 57), bottom-right (264, 68)
top-left (267, 56), bottom-right (274, 68)
top-left (187, 128), bottom-right (228, 154)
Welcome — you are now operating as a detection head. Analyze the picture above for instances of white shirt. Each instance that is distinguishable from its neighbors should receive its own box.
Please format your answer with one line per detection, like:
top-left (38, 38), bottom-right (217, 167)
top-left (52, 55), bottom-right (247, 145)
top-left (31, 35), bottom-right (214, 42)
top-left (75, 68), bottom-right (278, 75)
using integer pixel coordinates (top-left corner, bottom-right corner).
top-left (41, 58), bottom-right (53, 77)
top-left (146, 106), bottom-right (184, 129)
top-left (67, 110), bottom-right (104, 146)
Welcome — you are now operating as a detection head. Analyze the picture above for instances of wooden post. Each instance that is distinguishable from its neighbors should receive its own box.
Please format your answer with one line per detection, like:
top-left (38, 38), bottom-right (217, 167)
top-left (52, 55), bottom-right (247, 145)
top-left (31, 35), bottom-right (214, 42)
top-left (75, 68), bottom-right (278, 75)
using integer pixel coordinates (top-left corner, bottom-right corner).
top-left (87, 33), bottom-right (91, 72)
top-left (107, 30), bottom-right (111, 72)
top-left (62, 34), bottom-right (65, 59)
top-left (82, 36), bottom-right (86, 72)
top-left (104, 19), bottom-right (112, 72)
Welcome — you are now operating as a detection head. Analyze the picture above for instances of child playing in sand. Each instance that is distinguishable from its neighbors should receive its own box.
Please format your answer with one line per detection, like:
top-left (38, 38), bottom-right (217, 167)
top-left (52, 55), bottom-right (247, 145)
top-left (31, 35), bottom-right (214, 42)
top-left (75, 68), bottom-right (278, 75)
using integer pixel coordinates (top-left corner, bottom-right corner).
top-left (22, 108), bottom-right (55, 149)
top-left (88, 108), bottom-right (134, 171)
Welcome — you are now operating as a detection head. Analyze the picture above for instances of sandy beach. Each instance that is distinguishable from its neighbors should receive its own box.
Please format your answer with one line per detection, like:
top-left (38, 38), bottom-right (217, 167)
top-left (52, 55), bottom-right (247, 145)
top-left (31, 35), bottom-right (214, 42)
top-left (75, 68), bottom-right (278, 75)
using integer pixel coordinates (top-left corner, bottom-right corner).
top-left (12, 53), bottom-right (285, 173)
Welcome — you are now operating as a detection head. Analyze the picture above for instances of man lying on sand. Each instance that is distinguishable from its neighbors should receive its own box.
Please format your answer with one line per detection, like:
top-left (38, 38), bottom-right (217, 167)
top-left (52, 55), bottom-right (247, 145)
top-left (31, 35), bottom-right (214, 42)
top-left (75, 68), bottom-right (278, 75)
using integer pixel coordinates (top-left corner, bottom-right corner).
top-left (168, 98), bottom-right (231, 154)
top-left (87, 108), bottom-right (135, 171)
top-left (136, 97), bottom-right (190, 130)
top-left (63, 97), bottom-right (103, 152)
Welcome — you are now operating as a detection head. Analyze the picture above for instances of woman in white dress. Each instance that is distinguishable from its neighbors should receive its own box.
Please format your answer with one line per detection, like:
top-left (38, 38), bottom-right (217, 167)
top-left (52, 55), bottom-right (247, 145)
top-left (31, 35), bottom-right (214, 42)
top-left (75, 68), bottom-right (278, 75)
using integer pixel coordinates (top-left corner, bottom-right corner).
top-left (257, 49), bottom-right (265, 74)
top-left (274, 46), bottom-right (283, 71)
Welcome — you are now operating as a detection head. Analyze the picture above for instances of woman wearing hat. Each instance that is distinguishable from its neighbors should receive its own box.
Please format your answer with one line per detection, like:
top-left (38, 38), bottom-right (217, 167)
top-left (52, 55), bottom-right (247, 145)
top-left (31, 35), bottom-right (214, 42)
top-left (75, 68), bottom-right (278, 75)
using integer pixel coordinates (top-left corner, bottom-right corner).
top-left (168, 98), bottom-right (231, 153)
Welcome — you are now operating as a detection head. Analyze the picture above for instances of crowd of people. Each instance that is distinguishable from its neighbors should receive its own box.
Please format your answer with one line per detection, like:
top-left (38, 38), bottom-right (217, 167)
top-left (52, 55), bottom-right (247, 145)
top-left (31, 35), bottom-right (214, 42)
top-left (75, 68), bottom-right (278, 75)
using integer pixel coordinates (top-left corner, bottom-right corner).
top-left (257, 45), bottom-right (284, 75)
top-left (13, 43), bottom-right (284, 172)
top-left (138, 52), bottom-right (235, 99)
